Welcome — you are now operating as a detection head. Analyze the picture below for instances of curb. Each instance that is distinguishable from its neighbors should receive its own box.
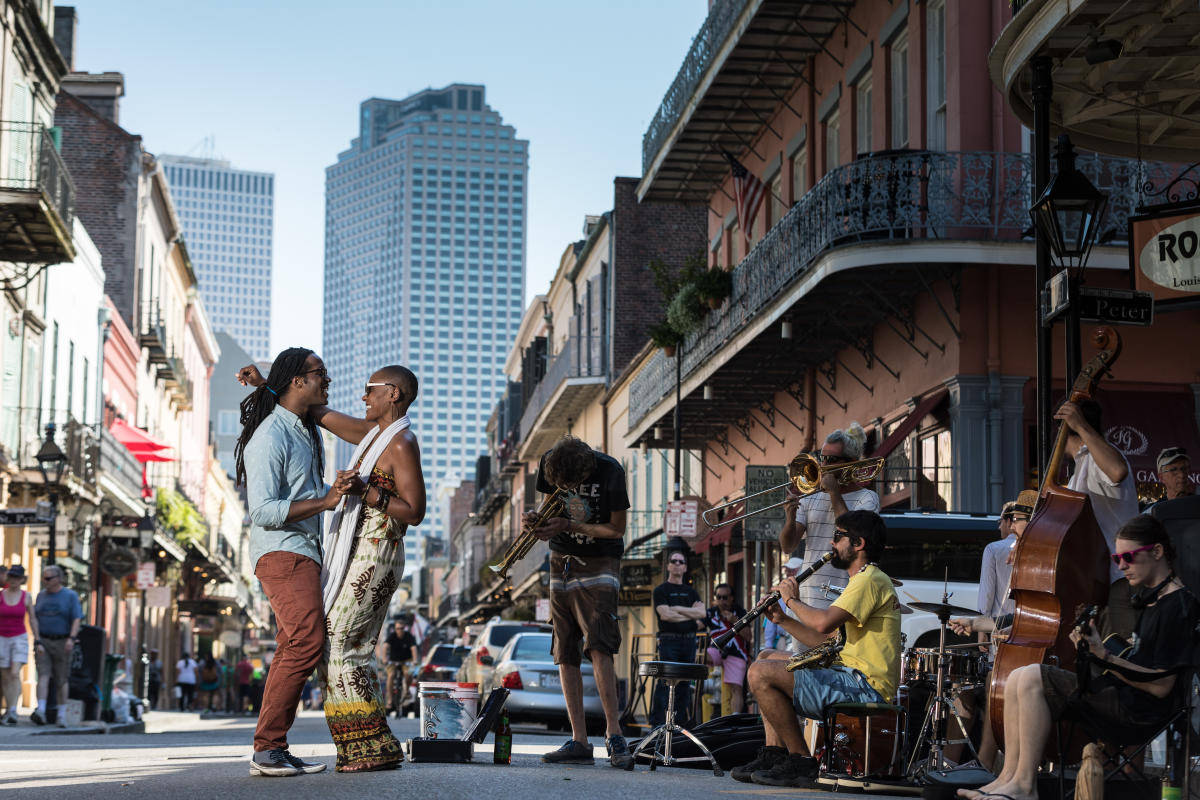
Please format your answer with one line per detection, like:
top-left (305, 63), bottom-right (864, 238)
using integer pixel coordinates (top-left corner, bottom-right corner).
top-left (29, 720), bottom-right (146, 736)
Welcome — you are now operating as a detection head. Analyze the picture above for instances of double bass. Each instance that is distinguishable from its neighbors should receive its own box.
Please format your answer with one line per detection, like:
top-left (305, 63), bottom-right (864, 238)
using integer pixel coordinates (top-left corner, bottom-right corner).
top-left (987, 327), bottom-right (1121, 746)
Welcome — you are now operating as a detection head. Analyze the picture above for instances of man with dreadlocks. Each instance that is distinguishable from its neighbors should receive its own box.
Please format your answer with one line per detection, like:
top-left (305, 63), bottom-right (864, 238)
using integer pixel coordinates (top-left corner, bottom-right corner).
top-left (235, 347), bottom-right (357, 777)
top-left (238, 361), bottom-right (426, 773)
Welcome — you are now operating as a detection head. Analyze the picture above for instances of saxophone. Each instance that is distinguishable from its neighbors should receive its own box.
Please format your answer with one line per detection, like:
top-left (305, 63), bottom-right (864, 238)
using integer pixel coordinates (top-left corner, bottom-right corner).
top-left (786, 626), bottom-right (846, 672)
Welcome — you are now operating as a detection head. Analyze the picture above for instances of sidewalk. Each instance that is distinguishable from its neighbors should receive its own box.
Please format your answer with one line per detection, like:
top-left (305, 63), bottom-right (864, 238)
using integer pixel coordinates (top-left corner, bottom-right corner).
top-left (0, 708), bottom-right (200, 739)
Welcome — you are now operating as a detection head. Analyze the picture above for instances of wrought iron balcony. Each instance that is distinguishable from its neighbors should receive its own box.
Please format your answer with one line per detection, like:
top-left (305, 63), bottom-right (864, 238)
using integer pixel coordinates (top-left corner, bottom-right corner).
top-left (98, 424), bottom-right (144, 501)
top-left (517, 336), bottom-right (607, 460)
top-left (139, 306), bottom-right (169, 364)
top-left (628, 149), bottom-right (1180, 432)
top-left (473, 473), bottom-right (510, 522)
top-left (639, 0), bottom-right (841, 201)
top-left (159, 354), bottom-right (194, 409)
top-left (0, 122), bottom-right (75, 263)
top-left (0, 409), bottom-right (98, 495)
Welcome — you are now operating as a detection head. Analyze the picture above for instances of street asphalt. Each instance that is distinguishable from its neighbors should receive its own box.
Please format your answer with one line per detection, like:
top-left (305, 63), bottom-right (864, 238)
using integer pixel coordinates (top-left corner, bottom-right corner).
top-left (0, 709), bottom-right (909, 799)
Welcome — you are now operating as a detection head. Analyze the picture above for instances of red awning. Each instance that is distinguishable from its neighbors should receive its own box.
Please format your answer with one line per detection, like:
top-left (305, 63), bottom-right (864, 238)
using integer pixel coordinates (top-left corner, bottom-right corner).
top-left (110, 418), bottom-right (170, 452)
top-left (872, 389), bottom-right (950, 459)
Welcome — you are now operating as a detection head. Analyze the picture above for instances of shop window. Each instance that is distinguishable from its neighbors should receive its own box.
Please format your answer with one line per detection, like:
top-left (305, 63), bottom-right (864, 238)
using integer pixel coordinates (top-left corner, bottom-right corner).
top-left (920, 428), bottom-right (953, 510)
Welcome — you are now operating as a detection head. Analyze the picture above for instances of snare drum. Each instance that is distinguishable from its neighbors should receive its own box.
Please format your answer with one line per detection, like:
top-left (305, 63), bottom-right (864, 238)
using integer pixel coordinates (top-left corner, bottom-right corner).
top-left (901, 647), bottom-right (985, 686)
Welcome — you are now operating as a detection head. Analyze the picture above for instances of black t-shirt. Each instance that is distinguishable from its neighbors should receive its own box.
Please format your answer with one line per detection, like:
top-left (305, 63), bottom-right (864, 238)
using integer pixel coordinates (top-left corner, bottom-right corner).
top-left (1103, 586), bottom-right (1199, 712)
top-left (653, 581), bottom-right (702, 635)
top-left (535, 450), bottom-right (630, 559)
top-left (386, 631), bottom-right (417, 663)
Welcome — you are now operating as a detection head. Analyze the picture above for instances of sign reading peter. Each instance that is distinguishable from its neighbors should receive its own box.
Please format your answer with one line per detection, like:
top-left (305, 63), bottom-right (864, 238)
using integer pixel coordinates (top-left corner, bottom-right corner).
top-left (1130, 203), bottom-right (1200, 303)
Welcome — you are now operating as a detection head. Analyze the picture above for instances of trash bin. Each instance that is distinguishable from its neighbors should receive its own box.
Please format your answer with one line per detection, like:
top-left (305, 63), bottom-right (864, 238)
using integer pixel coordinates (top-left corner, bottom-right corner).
top-left (67, 624), bottom-right (105, 721)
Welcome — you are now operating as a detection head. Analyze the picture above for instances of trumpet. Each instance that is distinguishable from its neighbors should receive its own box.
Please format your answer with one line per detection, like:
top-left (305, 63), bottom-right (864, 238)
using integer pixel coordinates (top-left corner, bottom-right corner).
top-left (488, 488), bottom-right (566, 579)
top-left (701, 452), bottom-right (885, 527)
top-left (711, 551), bottom-right (836, 651)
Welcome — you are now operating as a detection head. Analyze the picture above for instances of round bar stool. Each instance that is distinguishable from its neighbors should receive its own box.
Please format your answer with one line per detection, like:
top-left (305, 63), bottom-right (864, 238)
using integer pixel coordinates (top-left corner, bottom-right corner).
top-left (631, 661), bottom-right (722, 776)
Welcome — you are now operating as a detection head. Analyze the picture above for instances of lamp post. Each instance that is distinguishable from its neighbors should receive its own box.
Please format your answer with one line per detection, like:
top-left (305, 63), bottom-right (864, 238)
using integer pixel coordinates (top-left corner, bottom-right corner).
top-left (137, 510), bottom-right (155, 705)
top-left (1030, 133), bottom-right (1109, 385)
top-left (35, 423), bottom-right (67, 566)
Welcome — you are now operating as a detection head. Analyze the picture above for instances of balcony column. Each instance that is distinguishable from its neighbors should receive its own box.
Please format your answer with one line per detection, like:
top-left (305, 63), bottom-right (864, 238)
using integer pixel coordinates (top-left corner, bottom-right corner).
top-left (673, 352), bottom-right (681, 501)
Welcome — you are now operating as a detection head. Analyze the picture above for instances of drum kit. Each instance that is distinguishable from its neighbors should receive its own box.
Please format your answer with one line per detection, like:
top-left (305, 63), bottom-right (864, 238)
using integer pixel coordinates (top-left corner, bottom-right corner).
top-left (814, 583), bottom-right (991, 792)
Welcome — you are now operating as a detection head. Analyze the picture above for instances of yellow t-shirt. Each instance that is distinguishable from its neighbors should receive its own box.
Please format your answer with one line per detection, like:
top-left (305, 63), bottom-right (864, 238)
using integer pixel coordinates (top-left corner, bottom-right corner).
top-left (831, 564), bottom-right (901, 702)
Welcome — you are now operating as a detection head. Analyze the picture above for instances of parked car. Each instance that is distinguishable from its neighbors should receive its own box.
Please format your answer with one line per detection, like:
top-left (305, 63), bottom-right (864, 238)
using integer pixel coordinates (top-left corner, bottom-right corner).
top-left (455, 619), bottom-right (552, 689)
top-left (485, 632), bottom-right (604, 730)
top-left (416, 644), bottom-right (471, 683)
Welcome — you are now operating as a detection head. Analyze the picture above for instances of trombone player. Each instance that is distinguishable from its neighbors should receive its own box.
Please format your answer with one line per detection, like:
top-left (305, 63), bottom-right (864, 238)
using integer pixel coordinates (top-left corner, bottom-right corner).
top-left (778, 423), bottom-right (881, 637)
top-left (524, 435), bottom-right (634, 770)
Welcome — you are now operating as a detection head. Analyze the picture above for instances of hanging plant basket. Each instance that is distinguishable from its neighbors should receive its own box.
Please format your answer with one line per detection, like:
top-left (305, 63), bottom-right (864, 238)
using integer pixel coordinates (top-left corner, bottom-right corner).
top-left (648, 319), bottom-right (682, 356)
top-left (667, 284), bottom-right (705, 334)
top-left (695, 266), bottom-right (733, 310)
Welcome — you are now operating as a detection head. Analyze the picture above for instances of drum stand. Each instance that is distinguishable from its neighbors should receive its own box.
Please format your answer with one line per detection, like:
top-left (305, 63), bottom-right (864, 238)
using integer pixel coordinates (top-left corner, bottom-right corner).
top-left (905, 608), bottom-right (980, 779)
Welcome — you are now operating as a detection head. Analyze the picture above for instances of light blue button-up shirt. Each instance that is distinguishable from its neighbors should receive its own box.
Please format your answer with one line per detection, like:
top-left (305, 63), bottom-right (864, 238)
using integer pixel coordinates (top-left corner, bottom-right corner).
top-left (245, 404), bottom-right (326, 570)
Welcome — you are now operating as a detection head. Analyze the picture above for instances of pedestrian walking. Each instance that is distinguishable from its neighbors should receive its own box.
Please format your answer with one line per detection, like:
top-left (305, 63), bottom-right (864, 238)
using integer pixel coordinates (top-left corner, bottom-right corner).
top-left (32, 564), bottom-right (80, 727)
top-left (235, 655), bottom-right (253, 713)
top-left (197, 655), bottom-right (221, 711)
top-left (175, 653), bottom-right (198, 711)
top-left (1, 565), bottom-right (39, 724)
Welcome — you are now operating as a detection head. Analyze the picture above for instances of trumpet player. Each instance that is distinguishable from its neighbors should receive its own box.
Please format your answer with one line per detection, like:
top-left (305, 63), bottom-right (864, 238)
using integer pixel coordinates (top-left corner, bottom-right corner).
top-left (736, 511), bottom-right (901, 788)
top-left (525, 435), bottom-right (634, 770)
top-left (779, 423), bottom-right (881, 619)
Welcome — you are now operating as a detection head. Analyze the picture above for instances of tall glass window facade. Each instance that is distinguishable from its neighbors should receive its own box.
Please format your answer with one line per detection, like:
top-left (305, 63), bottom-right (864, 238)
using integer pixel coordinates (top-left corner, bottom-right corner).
top-left (323, 84), bottom-right (528, 556)
top-left (160, 156), bottom-right (275, 361)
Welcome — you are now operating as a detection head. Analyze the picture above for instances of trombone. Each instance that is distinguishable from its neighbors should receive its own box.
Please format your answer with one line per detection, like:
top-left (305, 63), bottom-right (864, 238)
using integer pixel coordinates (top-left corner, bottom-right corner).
top-left (488, 487), bottom-right (566, 579)
top-left (700, 452), bottom-right (885, 527)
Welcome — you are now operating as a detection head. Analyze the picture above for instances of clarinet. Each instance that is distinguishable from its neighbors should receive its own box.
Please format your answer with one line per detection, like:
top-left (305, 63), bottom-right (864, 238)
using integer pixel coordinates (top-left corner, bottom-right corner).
top-left (712, 551), bottom-right (835, 651)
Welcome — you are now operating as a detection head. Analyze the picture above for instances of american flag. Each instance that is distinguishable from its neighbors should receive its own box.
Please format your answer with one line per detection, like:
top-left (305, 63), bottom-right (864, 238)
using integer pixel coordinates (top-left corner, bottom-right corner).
top-left (723, 150), bottom-right (767, 236)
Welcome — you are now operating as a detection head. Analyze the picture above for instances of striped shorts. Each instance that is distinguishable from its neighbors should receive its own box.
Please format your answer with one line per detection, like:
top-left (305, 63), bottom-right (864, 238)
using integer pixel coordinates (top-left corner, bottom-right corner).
top-left (549, 553), bottom-right (620, 666)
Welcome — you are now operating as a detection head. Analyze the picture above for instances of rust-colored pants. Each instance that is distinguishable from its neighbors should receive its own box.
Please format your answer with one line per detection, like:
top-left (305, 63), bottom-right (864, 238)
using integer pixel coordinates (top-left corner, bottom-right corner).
top-left (253, 551), bottom-right (324, 752)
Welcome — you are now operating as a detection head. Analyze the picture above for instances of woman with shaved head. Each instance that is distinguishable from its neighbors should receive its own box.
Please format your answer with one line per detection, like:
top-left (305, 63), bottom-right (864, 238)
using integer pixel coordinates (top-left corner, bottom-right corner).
top-left (238, 362), bottom-right (426, 772)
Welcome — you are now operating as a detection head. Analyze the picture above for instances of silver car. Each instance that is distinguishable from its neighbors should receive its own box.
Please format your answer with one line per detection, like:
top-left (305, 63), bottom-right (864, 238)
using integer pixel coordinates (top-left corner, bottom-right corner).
top-left (456, 619), bottom-right (552, 690)
top-left (485, 632), bottom-right (604, 730)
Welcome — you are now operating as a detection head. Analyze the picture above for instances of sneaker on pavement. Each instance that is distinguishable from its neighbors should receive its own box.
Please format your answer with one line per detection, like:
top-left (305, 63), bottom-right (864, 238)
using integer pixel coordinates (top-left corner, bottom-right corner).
top-left (3, 714), bottom-right (18, 726)
top-left (731, 745), bottom-right (787, 782)
top-left (606, 735), bottom-right (634, 770)
top-left (249, 748), bottom-right (302, 777)
top-left (751, 752), bottom-right (818, 787)
top-left (283, 751), bottom-right (327, 774)
top-left (30, 711), bottom-right (46, 726)
top-left (541, 739), bottom-right (594, 765)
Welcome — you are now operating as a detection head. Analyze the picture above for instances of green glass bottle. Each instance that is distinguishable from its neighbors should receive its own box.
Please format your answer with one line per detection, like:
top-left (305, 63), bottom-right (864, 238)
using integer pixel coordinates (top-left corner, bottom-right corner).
top-left (493, 711), bottom-right (512, 764)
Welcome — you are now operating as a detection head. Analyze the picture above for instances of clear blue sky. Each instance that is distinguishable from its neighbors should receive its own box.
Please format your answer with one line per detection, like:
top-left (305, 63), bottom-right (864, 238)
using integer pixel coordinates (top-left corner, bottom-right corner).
top-left (68, 0), bottom-right (707, 357)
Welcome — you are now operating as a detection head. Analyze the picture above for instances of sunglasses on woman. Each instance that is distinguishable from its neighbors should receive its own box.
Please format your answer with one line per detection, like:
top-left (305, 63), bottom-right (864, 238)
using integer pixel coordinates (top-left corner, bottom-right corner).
top-left (1110, 543), bottom-right (1157, 565)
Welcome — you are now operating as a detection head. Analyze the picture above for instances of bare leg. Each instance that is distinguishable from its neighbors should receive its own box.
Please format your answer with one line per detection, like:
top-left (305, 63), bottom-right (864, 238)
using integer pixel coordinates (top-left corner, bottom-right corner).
top-left (559, 663), bottom-right (588, 743)
top-left (960, 665), bottom-right (1039, 800)
top-left (747, 660), bottom-right (807, 754)
top-left (1, 665), bottom-right (20, 715)
top-left (589, 651), bottom-right (622, 738)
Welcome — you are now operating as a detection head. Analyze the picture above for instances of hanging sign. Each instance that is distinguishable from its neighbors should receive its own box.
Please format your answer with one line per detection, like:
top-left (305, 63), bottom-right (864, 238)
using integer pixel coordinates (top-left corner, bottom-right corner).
top-left (1130, 202), bottom-right (1200, 303)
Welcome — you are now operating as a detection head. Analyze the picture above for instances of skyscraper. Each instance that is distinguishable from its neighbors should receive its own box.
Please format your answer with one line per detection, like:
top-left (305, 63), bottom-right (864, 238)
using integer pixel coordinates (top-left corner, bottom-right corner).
top-left (160, 155), bottom-right (274, 361)
top-left (324, 83), bottom-right (528, 551)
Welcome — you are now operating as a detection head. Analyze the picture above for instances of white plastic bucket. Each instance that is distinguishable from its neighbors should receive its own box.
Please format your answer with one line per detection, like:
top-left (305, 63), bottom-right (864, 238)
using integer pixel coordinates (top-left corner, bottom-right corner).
top-left (418, 681), bottom-right (480, 739)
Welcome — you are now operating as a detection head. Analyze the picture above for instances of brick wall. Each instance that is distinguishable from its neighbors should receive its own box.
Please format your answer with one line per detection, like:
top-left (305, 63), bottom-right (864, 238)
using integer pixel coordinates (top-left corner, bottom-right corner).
top-left (447, 479), bottom-right (476, 542)
top-left (54, 92), bottom-right (143, 331)
top-left (610, 177), bottom-right (707, 374)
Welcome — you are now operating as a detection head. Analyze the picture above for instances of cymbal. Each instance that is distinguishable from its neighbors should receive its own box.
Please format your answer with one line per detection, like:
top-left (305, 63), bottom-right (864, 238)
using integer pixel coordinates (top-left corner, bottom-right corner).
top-left (908, 601), bottom-right (980, 618)
top-left (898, 603), bottom-right (913, 615)
top-left (891, 578), bottom-right (904, 587)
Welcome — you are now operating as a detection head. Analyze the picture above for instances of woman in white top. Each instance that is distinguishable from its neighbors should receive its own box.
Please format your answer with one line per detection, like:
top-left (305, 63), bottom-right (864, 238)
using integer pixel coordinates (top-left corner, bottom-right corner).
top-left (176, 653), bottom-right (199, 711)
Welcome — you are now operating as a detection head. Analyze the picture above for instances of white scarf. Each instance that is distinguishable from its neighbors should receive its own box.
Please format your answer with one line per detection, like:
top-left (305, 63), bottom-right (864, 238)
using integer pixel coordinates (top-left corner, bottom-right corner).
top-left (320, 415), bottom-right (410, 615)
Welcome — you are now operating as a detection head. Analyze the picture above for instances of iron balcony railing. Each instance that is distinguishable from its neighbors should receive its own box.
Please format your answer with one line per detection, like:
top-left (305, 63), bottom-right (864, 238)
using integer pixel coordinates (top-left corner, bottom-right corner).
top-left (518, 336), bottom-right (607, 444)
top-left (642, 0), bottom-right (749, 173)
top-left (98, 425), bottom-right (144, 499)
top-left (0, 408), bottom-right (98, 491)
top-left (628, 149), bottom-right (1181, 430)
top-left (0, 121), bottom-right (75, 232)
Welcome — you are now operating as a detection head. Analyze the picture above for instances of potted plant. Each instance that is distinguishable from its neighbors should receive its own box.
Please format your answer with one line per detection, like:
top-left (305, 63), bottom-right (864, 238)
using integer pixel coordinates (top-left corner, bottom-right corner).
top-left (649, 319), bottom-right (682, 357)
top-left (667, 283), bottom-right (706, 336)
top-left (695, 266), bottom-right (733, 309)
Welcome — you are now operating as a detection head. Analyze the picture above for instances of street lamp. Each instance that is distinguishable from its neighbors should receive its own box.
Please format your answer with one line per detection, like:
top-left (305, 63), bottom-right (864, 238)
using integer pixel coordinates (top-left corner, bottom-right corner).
top-left (1030, 134), bottom-right (1108, 270)
top-left (35, 423), bottom-right (67, 565)
top-left (1030, 133), bottom-right (1109, 386)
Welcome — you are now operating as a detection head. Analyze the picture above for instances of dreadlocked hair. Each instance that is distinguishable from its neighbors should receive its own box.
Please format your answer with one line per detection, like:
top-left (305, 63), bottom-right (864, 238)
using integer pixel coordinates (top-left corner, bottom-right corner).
top-left (234, 347), bottom-right (325, 487)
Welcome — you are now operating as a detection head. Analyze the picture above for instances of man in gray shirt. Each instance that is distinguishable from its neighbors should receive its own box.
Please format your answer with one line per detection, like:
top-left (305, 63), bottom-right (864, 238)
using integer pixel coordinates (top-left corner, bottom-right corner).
top-left (234, 347), bottom-right (353, 777)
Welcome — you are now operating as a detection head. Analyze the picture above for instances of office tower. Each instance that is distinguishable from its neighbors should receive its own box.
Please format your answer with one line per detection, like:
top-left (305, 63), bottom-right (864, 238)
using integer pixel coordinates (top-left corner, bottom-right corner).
top-left (160, 155), bottom-right (274, 361)
top-left (324, 83), bottom-right (528, 552)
